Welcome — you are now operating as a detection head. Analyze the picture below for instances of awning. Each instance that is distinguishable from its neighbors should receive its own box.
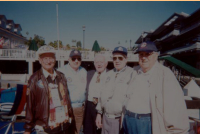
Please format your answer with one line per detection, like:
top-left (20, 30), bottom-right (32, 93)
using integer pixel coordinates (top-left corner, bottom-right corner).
top-left (159, 56), bottom-right (200, 78)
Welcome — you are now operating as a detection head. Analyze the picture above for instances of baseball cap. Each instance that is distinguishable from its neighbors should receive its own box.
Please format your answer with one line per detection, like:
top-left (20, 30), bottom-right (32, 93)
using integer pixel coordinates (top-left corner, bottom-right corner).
top-left (69, 50), bottom-right (81, 57)
top-left (37, 45), bottom-right (56, 57)
top-left (112, 46), bottom-right (127, 56)
top-left (134, 41), bottom-right (158, 54)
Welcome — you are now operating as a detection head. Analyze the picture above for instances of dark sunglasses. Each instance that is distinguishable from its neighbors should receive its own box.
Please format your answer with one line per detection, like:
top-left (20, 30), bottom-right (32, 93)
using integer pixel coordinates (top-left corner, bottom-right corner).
top-left (113, 56), bottom-right (124, 61)
top-left (71, 57), bottom-right (81, 61)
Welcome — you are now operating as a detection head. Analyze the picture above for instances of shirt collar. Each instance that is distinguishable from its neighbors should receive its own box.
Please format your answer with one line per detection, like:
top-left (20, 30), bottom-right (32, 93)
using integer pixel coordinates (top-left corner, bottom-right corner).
top-left (67, 64), bottom-right (80, 73)
top-left (114, 66), bottom-right (127, 73)
top-left (96, 69), bottom-right (106, 75)
top-left (42, 67), bottom-right (57, 80)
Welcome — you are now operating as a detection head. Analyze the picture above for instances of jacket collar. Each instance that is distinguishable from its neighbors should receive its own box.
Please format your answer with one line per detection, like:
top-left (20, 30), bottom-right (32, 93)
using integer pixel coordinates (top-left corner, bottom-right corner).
top-left (137, 61), bottom-right (158, 75)
top-left (39, 68), bottom-right (62, 96)
top-left (133, 61), bottom-right (160, 86)
top-left (42, 68), bottom-right (57, 80)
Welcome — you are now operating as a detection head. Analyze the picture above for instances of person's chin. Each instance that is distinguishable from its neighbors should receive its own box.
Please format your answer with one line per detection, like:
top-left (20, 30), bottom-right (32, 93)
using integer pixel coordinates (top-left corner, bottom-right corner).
top-left (115, 64), bottom-right (120, 67)
top-left (141, 62), bottom-right (149, 66)
top-left (116, 67), bottom-right (122, 70)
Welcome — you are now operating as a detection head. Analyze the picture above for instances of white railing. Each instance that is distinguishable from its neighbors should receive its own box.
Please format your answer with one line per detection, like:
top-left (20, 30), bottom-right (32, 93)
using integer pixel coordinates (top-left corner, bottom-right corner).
top-left (0, 49), bottom-right (139, 62)
top-left (0, 49), bottom-right (37, 59)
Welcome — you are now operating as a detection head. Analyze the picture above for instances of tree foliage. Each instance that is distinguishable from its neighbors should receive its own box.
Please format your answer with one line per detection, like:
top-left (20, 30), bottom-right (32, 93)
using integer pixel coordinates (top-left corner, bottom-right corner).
top-left (48, 40), bottom-right (63, 49)
top-left (25, 34), bottom-right (45, 47)
top-left (76, 41), bottom-right (82, 48)
top-left (100, 46), bottom-right (106, 51)
top-left (66, 44), bottom-right (71, 50)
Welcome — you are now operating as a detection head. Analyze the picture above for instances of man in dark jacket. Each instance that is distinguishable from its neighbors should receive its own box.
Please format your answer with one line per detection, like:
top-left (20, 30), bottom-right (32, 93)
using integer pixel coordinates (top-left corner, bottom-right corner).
top-left (83, 54), bottom-right (108, 134)
top-left (24, 45), bottom-right (75, 134)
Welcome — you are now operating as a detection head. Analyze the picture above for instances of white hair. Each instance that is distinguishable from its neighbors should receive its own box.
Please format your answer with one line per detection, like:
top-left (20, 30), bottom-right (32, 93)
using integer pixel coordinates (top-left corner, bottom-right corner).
top-left (94, 53), bottom-right (108, 64)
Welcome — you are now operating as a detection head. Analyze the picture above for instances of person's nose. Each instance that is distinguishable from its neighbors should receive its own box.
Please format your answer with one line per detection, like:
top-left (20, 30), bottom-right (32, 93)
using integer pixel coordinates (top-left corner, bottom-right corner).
top-left (115, 58), bottom-right (120, 62)
top-left (141, 56), bottom-right (147, 60)
top-left (47, 58), bottom-right (51, 63)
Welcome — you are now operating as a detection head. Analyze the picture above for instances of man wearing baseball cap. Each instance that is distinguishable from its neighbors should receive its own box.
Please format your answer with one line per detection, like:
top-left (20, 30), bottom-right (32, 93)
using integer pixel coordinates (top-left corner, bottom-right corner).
top-left (24, 45), bottom-right (75, 134)
top-left (58, 49), bottom-right (87, 134)
top-left (123, 41), bottom-right (189, 134)
top-left (95, 46), bottom-right (133, 134)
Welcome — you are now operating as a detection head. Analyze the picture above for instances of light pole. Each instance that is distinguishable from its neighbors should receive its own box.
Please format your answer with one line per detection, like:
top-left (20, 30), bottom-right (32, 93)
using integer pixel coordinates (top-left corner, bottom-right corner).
top-left (130, 40), bottom-right (132, 50)
top-left (56, 4), bottom-right (60, 68)
top-left (82, 26), bottom-right (86, 50)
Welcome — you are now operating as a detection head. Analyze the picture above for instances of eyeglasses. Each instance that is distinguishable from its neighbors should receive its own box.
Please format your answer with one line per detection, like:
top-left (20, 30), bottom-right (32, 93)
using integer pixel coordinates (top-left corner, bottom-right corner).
top-left (42, 57), bottom-right (55, 63)
top-left (113, 56), bottom-right (124, 61)
top-left (71, 57), bottom-right (81, 61)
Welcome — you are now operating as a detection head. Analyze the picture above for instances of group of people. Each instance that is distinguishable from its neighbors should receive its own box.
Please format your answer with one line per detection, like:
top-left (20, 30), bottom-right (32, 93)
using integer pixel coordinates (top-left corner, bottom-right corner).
top-left (23, 41), bottom-right (189, 134)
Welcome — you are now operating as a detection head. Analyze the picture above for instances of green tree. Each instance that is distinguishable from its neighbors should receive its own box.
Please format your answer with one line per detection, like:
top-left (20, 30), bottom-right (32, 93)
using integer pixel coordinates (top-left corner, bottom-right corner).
top-left (25, 34), bottom-right (45, 47)
top-left (100, 46), bottom-right (106, 51)
top-left (33, 34), bottom-right (45, 47)
top-left (77, 47), bottom-right (82, 51)
top-left (76, 41), bottom-right (82, 48)
top-left (48, 40), bottom-right (63, 49)
top-left (25, 37), bottom-right (32, 46)
top-left (66, 44), bottom-right (71, 50)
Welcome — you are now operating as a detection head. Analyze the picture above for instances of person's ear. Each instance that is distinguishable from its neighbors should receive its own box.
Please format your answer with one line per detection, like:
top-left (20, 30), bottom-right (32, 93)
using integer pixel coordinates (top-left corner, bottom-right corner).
top-left (39, 58), bottom-right (42, 64)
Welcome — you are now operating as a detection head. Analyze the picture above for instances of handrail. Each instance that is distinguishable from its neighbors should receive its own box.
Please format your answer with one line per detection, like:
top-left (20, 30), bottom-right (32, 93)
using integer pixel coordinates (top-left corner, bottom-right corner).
top-left (0, 80), bottom-right (27, 85)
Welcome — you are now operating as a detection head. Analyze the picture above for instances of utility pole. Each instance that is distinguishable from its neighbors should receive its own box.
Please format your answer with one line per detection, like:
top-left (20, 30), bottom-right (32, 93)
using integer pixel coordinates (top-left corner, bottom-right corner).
top-left (82, 26), bottom-right (86, 50)
top-left (56, 4), bottom-right (60, 67)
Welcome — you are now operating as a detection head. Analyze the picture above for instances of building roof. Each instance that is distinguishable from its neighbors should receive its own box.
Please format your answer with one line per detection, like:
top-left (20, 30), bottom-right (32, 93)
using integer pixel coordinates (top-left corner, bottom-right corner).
top-left (7, 20), bottom-right (15, 25)
top-left (182, 8), bottom-right (200, 25)
top-left (0, 15), bottom-right (6, 20)
top-left (135, 12), bottom-right (189, 44)
top-left (15, 24), bottom-right (22, 30)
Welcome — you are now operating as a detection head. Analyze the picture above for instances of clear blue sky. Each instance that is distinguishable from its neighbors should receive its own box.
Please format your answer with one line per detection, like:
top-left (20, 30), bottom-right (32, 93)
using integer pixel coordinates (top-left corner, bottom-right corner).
top-left (0, 1), bottom-right (200, 50)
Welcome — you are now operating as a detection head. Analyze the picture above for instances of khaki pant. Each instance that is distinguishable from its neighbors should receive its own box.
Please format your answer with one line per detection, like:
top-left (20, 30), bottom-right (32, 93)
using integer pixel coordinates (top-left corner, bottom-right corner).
top-left (73, 106), bottom-right (84, 134)
top-left (101, 114), bottom-right (122, 134)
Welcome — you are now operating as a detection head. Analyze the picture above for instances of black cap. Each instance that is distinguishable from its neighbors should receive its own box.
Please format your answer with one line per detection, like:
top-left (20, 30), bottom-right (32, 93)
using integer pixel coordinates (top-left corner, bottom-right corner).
top-left (112, 46), bottom-right (128, 56)
top-left (134, 41), bottom-right (158, 54)
top-left (69, 50), bottom-right (81, 57)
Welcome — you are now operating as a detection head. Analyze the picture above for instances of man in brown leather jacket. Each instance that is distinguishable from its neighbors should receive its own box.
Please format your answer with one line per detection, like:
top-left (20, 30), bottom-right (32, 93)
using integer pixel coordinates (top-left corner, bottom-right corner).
top-left (24, 45), bottom-right (75, 134)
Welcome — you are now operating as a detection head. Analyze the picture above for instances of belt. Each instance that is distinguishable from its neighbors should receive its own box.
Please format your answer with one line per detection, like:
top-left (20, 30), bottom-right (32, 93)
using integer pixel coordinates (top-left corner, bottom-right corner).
top-left (104, 113), bottom-right (121, 119)
top-left (125, 110), bottom-right (151, 119)
top-left (72, 102), bottom-right (84, 108)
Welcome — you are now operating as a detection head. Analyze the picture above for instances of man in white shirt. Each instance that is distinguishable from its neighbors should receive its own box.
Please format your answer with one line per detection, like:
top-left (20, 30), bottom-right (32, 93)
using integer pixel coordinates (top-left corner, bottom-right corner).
top-left (83, 54), bottom-right (108, 134)
top-left (96, 46), bottom-right (133, 134)
top-left (123, 41), bottom-right (189, 134)
top-left (58, 50), bottom-right (87, 134)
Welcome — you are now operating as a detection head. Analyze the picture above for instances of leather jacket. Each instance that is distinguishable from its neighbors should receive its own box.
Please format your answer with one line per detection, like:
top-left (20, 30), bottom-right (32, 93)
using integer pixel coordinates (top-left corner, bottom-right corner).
top-left (24, 69), bottom-right (74, 132)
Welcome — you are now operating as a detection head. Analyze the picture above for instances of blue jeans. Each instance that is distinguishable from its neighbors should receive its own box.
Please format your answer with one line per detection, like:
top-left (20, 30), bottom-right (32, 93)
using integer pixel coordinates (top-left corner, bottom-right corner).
top-left (122, 113), bottom-right (152, 134)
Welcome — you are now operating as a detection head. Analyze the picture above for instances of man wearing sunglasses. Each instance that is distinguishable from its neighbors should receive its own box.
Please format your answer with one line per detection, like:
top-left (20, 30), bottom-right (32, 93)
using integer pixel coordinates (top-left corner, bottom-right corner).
top-left (96, 46), bottom-right (133, 134)
top-left (123, 41), bottom-right (189, 134)
top-left (58, 50), bottom-right (87, 134)
top-left (24, 45), bottom-right (75, 134)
